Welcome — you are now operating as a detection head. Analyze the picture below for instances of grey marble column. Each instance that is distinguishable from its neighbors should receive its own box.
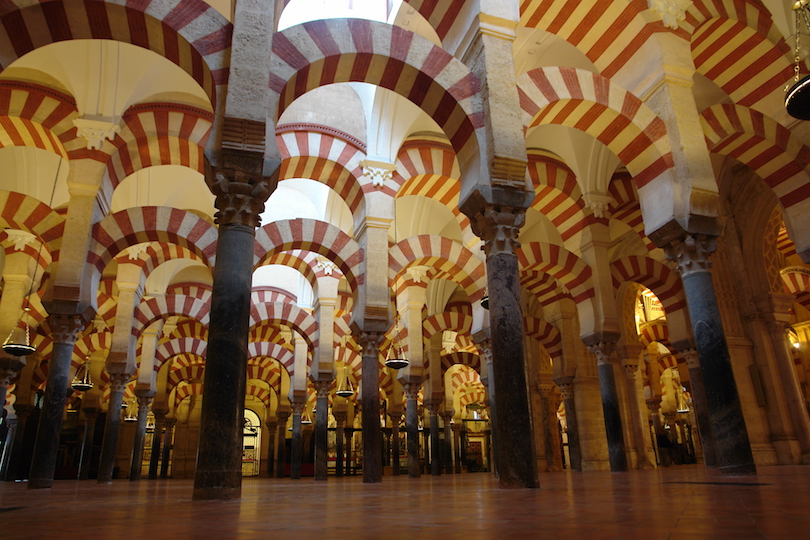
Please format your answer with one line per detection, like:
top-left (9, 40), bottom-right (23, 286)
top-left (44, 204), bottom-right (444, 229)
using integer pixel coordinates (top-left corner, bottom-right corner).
top-left (290, 401), bottom-right (304, 480)
top-left (97, 373), bottom-right (129, 484)
top-left (622, 361), bottom-right (653, 469)
top-left (666, 235), bottom-right (755, 475)
top-left (403, 382), bottom-right (421, 478)
top-left (275, 411), bottom-right (290, 478)
top-left (538, 386), bottom-right (558, 471)
top-left (554, 377), bottom-right (582, 471)
top-left (265, 421), bottom-right (277, 478)
top-left (676, 347), bottom-right (717, 467)
top-left (28, 314), bottom-right (84, 489)
top-left (147, 411), bottom-right (166, 479)
top-left (452, 424), bottom-right (462, 474)
top-left (160, 418), bottom-right (176, 478)
top-left (129, 391), bottom-right (154, 481)
top-left (426, 402), bottom-right (441, 476)
top-left (313, 381), bottom-right (330, 481)
top-left (467, 199), bottom-right (538, 488)
top-left (334, 411), bottom-right (346, 477)
top-left (585, 338), bottom-right (628, 472)
top-left (78, 408), bottom-right (99, 480)
top-left (357, 333), bottom-right (383, 483)
top-left (388, 412), bottom-right (402, 476)
top-left (5, 404), bottom-right (31, 482)
top-left (193, 159), bottom-right (271, 500)
top-left (440, 411), bottom-right (453, 474)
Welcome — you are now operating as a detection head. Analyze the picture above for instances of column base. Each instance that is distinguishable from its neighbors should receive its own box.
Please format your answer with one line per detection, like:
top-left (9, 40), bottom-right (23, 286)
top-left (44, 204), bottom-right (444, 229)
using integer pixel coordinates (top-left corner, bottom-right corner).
top-left (27, 479), bottom-right (53, 489)
top-left (192, 486), bottom-right (242, 500)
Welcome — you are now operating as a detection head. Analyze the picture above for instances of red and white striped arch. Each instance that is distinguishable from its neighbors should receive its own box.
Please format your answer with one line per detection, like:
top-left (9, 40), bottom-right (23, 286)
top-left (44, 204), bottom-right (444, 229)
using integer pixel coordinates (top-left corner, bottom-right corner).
top-left (519, 0), bottom-right (670, 78)
top-left (524, 316), bottom-right (563, 362)
top-left (781, 267), bottom-right (810, 296)
top-left (276, 126), bottom-right (366, 215)
top-left (251, 287), bottom-right (298, 306)
top-left (105, 103), bottom-right (213, 188)
top-left (0, 80), bottom-right (81, 158)
top-left (249, 302), bottom-right (319, 350)
top-left (527, 152), bottom-right (598, 247)
top-left (255, 218), bottom-right (363, 295)
top-left (167, 362), bottom-right (205, 389)
top-left (165, 283), bottom-right (212, 303)
top-left (88, 207), bottom-right (217, 278)
top-left (608, 171), bottom-right (655, 252)
top-left (247, 357), bottom-right (283, 388)
top-left (249, 324), bottom-right (293, 348)
top-left (246, 383), bottom-right (273, 408)
top-left (0, 0), bottom-right (232, 105)
top-left (777, 224), bottom-right (797, 260)
top-left (258, 250), bottom-right (322, 294)
top-left (701, 104), bottom-right (810, 258)
top-left (156, 337), bottom-right (208, 369)
top-left (132, 294), bottom-right (211, 337)
top-left (683, 0), bottom-right (785, 43)
top-left (401, 0), bottom-right (468, 42)
top-left (440, 352), bottom-right (481, 375)
top-left (170, 319), bottom-right (208, 340)
top-left (517, 67), bottom-right (672, 192)
top-left (248, 341), bottom-right (296, 375)
top-left (422, 312), bottom-right (472, 342)
top-left (74, 331), bottom-right (111, 360)
top-left (173, 381), bottom-right (204, 409)
top-left (610, 256), bottom-right (686, 313)
top-left (639, 319), bottom-right (673, 350)
top-left (139, 243), bottom-right (209, 283)
top-left (521, 271), bottom-right (572, 307)
top-left (0, 191), bottom-right (65, 253)
top-left (449, 366), bottom-right (482, 392)
top-left (518, 242), bottom-right (594, 304)
top-left (267, 19), bottom-right (485, 190)
top-left (389, 235), bottom-right (486, 301)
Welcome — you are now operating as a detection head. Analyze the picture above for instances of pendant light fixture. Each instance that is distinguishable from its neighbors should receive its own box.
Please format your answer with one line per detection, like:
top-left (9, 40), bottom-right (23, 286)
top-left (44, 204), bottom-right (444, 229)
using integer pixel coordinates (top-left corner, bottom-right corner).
top-left (336, 349), bottom-right (355, 398)
top-left (301, 406), bottom-right (313, 425)
top-left (71, 356), bottom-right (94, 392)
top-left (786, 1), bottom-right (810, 120)
top-left (480, 288), bottom-right (489, 310)
top-left (385, 200), bottom-right (409, 370)
top-left (124, 400), bottom-right (138, 422)
top-left (2, 158), bottom-right (63, 357)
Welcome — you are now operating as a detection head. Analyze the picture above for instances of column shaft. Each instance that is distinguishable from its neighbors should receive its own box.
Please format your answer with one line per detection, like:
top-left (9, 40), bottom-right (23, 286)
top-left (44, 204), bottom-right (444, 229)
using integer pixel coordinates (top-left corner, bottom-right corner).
top-left (97, 375), bottom-right (127, 484)
top-left (78, 410), bottom-right (98, 480)
top-left (623, 365), bottom-right (652, 468)
top-left (147, 414), bottom-right (165, 479)
top-left (429, 410), bottom-right (440, 476)
top-left (679, 350), bottom-right (717, 466)
top-left (359, 335), bottom-right (382, 483)
top-left (160, 420), bottom-right (175, 478)
top-left (275, 413), bottom-right (289, 478)
top-left (290, 407), bottom-right (303, 480)
top-left (129, 395), bottom-right (152, 481)
top-left (265, 422), bottom-right (277, 478)
top-left (335, 413), bottom-right (345, 477)
top-left (314, 385), bottom-right (329, 481)
top-left (405, 388), bottom-right (420, 478)
top-left (597, 362), bottom-right (628, 471)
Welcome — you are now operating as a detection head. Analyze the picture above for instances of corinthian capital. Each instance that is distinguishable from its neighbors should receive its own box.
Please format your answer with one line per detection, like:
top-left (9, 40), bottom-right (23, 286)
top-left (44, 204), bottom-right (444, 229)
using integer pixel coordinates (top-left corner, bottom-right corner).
top-left (472, 204), bottom-right (525, 257)
top-left (664, 235), bottom-right (716, 278)
top-left (208, 149), bottom-right (273, 228)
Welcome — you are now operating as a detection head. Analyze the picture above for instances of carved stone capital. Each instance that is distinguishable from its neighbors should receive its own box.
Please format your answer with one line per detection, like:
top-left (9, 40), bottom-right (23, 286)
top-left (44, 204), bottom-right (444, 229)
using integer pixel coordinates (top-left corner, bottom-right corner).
top-left (425, 401), bottom-right (440, 415)
top-left (678, 348), bottom-right (700, 370)
top-left (647, 0), bottom-right (693, 30)
top-left (136, 394), bottom-right (154, 410)
top-left (357, 331), bottom-right (385, 358)
top-left (582, 336), bottom-right (618, 366)
top-left (623, 363), bottom-right (639, 378)
top-left (360, 159), bottom-right (395, 189)
top-left (313, 380), bottom-right (331, 399)
top-left (471, 204), bottom-right (525, 257)
top-left (439, 410), bottom-right (453, 421)
top-left (108, 373), bottom-right (130, 393)
top-left (333, 410), bottom-right (347, 424)
top-left (402, 382), bottom-right (421, 400)
top-left (291, 401), bottom-right (307, 415)
top-left (664, 235), bottom-right (716, 278)
top-left (49, 314), bottom-right (85, 344)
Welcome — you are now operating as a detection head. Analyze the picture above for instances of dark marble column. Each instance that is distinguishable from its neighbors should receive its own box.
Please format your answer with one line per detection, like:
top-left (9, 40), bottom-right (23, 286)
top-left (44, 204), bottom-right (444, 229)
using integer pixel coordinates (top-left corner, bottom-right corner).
top-left (452, 424), bottom-right (462, 474)
top-left (554, 377), bottom-right (582, 471)
top-left (160, 418), bottom-right (175, 478)
top-left (265, 420), bottom-right (277, 478)
top-left (584, 338), bottom-right (628, 472)
top-left (275, 411), bottom-right (290, 478)
top-left (481, 344), bottom-right (499, 476)
top-left (290, 401), bottom-right (304, 480)
top-left (388, 412), bottom-right (401, 476)
top-left (193, 159), bottom-right (272, 500)
top-left (538, 386), bottom-right (558, 471)
top-left (97, 373), bottom-right (129, 484)
top-left (665, 235), bottom-right (755, 475)
top-left (129, 391), bottom-right (154, 481)
top-left (357, 332), bottom-right (383, 483)
top-left (147, 411), bottom-right (166, 479)
top-left (466, 198), bottom-right (538, 488)
top-left (313, 381), bottom-right (330, 481)
top-left (426, 402), bottom-right (441, 476)
top-left (345, 427), bottom-right (355, 474)
top-left (1, 415), bottom-right (16, 479)
top-left (28, 314), bottom-right (84, 489)
top-left (621, 360), bottom-right (653, 469)
top-left (78, 408), bottom-right (99, 480)
top-left (440, 411), bottom-right (453, 474)
top-left (4, 404), bottom-right (31, 481)
top-left (403, 382), bottom-right (421, 478)
top-left (676, 347), bottom-right (717, 467)
top-left (334, 411), bottom-right (346, 477)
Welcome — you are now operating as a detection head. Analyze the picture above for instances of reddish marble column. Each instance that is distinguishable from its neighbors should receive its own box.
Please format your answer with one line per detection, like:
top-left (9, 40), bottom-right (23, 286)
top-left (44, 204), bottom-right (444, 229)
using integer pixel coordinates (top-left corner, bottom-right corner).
top-left (403, 382), bottom-right (421, 478)
top-left (313, 381), bottom-right (330, 481)
top-left (147, 411), bottom-right (166, 479)
top-left (357, 332), bottom-right (384, 483)
top-left (275, 411), bottom-right (290, 478)
top-left (97, 373), bottom-right (129, 484)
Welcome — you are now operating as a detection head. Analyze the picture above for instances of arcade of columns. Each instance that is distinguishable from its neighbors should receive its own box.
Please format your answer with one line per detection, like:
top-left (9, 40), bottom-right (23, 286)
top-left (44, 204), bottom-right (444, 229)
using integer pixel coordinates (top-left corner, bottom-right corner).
top-left (2, 0), bottom-right (810, 500)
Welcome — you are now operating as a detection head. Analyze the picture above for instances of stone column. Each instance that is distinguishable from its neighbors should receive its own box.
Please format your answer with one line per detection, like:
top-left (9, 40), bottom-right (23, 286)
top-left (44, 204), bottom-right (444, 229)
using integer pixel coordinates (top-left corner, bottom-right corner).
top-left (160, 418), bottom-right (176, 478)
top-left (290, 400), bottom-right (305, 480)
top-left (763, 310), bottom-right (810, 462)
top-left (464, 196), bottom-right (538, 488)
top-left (265, 420), bottom-right (277, 478)
top-left (452, 424), bottom-right (462, 474)
top-left (78, 408), bottom-right (99, 480)
top-left (28, 314), bottom-right (84, 489)
top-left (403, 382), bottom-right (421, 478)
top-left (647, 400), bottom-right (664, 465)
top-left (388, 411), bottom-right (402, 476)
top-left (275, 410), bottom-right (290, 478)
top-left (334, 410), bottom-right (346, 477)
top-left (585, 339), bottom-right (627, 472)
top-left (147, 411), bottom-right (166, 479)
top-left (676, 347), bottom-right (717, 466)
top-left (665, 235), bottom-right (755, 474)
top-left (554, 377), bottom-right (582, 471)
top-left (440, 411), bottom-right (453, 474)
top-left (621, 361), bottom-right (653, 469)
top-left (357, 332), bottom-right (384, 483)
top-left (129, 390), bottom-right (154, 481)
top-left (426, 402), bottom-right (441, 476)
top-left (480, 344), bottom-right (499, 475)
top-left (345, 427), bottom-right (355, 474)
top-left (4, 404), bottom-right (31, 482)
top-left (193, 157), bottom-right (272, 500)
top-left (313, 381), bottom-right (330, 481)
top-left (538, 386), bottom-right (558, 472)
top-left (97, 373), bottom-right (129, 484)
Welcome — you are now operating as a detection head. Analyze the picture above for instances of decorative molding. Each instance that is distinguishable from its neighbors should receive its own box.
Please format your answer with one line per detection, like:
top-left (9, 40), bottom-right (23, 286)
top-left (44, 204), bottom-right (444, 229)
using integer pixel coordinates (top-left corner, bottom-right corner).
top-left (406, 265), bottom-right (431, 284)
top-left (5, 230), bottom-right (35, 251)
top-left (471, 205), bottom-right (525, 257)
top-left (360, 159), bottom-right (396, 189)
top-left (647, 0), bottom-right (693, 30)
top-left (316, 258), bottom-right (338, 276)
top-left (275, 123), bottom-right (367, 152)
top-left (583, 192), bottom-right (614, 219)
top-left (665, 235), bottom-right (716, 278)
top-left (73, 117), bottom-right (121, 151)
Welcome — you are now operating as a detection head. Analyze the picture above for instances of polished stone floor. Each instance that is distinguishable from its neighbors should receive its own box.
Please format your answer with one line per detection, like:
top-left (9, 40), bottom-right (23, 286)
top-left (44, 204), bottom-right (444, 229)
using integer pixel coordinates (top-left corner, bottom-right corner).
top-left (2, 465), bottom-right (810, 539)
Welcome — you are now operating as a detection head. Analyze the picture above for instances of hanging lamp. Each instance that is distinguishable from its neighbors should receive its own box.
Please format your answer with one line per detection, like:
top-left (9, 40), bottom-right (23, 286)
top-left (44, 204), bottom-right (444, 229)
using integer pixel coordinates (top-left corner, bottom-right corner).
top-left (71, 357), bottom-right (94, 392)
top-left (384, 311), bottom-right (409, 370)
top-left (2, 158), bottom-right (62, 357)
top-left (480, 288), bottom-right (489, 310)
top-left (301, 407), bottom-right (313, 425)
top-left (336, 366), bottom-right (355, 398)
top-left (124, 400), bottom-right (138, 422)
top-left (786, 1), bottom-right (810, 120)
